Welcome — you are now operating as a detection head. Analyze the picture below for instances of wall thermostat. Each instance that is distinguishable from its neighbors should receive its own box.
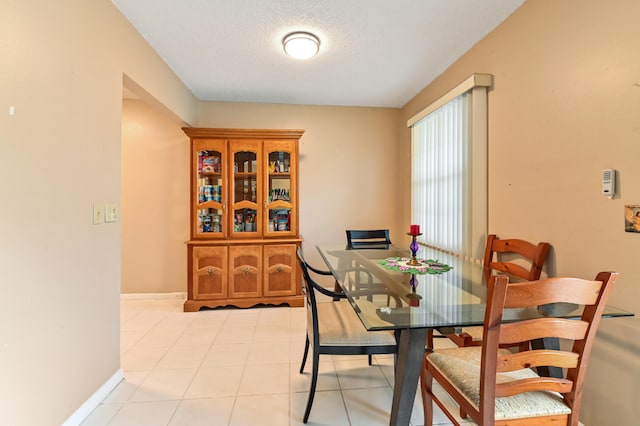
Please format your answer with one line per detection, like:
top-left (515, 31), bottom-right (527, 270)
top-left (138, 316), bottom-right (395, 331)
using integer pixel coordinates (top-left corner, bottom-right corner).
top-left (602, 169), bottom-right (615, 198)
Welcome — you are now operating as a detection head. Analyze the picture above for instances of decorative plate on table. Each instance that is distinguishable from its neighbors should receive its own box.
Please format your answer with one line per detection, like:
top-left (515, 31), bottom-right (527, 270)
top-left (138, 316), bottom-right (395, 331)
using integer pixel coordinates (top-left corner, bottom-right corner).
top-left (378, 257), bottom-right (452, 275)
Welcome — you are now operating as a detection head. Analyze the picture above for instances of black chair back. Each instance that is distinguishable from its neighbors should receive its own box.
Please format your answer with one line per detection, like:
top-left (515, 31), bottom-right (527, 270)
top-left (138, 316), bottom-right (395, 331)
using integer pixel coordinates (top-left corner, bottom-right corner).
top-left (296, 248), bottom-right (344, 341)
top-left (346, 229), bottom-right (391, 249)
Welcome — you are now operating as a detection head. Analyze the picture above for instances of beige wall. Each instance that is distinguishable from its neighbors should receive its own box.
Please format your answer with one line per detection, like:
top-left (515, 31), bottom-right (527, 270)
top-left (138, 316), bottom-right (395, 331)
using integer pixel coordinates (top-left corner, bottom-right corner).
top-left (400, 0), bottom-right (639, 424)
top-left (121, 100), bottom-right (190, 294)
top-left (121, 102), bottom-right (401, 293)
top-left (0, 0), bottom-right (197, 424)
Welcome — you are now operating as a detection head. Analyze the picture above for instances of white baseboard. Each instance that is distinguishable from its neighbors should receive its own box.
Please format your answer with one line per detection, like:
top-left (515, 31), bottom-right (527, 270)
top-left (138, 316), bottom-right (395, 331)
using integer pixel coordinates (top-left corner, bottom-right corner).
top-left (120, 292), bottom-right (186, 300)
top-left (62, 368), bottom-right (124, 426)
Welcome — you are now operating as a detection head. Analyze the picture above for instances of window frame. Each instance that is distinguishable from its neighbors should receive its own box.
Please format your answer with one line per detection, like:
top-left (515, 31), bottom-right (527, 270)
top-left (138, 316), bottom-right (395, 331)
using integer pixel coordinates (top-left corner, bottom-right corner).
top-left (407, 74), bottom-right (492, 260)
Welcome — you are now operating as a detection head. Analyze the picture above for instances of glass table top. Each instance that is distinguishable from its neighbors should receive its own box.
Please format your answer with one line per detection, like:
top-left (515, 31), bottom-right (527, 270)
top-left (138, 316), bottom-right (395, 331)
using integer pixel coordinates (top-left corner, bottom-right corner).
top-left (316, 244), bottom-right (633, 331)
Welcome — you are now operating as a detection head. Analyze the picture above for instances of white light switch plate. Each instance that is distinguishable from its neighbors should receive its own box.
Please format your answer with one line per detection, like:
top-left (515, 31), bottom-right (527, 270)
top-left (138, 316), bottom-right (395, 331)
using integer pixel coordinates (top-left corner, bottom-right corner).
top-left (93, 204), bottom-right (104, 225)
top-left (105, 203), bottom-right (118, 223)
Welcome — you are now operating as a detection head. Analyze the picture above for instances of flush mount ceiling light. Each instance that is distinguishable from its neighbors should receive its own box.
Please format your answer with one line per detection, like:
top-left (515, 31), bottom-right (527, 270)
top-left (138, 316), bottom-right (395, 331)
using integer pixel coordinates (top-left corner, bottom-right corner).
top-left (282, 32), bottom-right (320, 59)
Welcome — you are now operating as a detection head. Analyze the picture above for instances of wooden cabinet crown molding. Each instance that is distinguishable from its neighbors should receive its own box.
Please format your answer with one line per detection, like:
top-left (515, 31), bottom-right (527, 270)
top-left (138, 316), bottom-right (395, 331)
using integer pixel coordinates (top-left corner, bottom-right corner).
top-left (182, 127), bottom-right (305, 140)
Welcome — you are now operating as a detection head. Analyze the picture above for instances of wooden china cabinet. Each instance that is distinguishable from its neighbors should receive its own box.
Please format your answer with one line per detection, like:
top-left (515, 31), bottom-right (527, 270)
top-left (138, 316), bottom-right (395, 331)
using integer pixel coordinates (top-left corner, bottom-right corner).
top-left (182, 127), bottom-right (304, 311)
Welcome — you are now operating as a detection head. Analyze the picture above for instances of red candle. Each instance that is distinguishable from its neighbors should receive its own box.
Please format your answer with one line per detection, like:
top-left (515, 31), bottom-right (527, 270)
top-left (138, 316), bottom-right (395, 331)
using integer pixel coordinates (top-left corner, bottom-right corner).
top-left (410, 224), bottom-right (420, 234)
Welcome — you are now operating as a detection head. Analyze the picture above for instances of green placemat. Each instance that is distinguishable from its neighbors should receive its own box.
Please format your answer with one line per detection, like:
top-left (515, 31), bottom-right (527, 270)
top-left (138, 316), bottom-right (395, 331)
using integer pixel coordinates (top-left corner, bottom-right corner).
top-left (379, 257), bottom-right (452, 275)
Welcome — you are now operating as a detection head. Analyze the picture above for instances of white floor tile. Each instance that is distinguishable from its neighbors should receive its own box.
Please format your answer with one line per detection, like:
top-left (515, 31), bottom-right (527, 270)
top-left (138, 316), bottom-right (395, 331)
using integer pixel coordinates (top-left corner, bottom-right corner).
top-left (188, 310), bottom-right (229, 328)
top-left (257, 306), bottom-right (292, 324)
top-left (290, 337), bottom-right (308, 361)
top-left (154, 344), bottom-right (209, 370)
top-left (201, 342), bottom-right (250, 367)
top-left (135, 327), bottom-right (184, 347)
top-left (254, 321), bottom-right (293, 342)
top-left (375, 354), bottom-right (396, 386)
top-left (226, 309), bottom-right (261, 326)
top-left (183, 365), bottom-right (244, 398)
top-left (246, 340), bottom-right (291, 364)
top-left (214, 324), bottom-right (256, 344)
top-left (107, 400), bottom-right (179, 426)
top-left (174, 326), bottom-right (220, 346)
top-left (291, 360), bottom-right (341, 392)
top-left (290, 390), bottom-right (350, 425)
top-left (237, 363), bottom-right (290, 395)
top-left (103, 370), bottom-right (149, 404)
top-left (80, 403), bottom-right (122, 426)
top-left (334, 358), bottom-right (390, 390)
top-left (154, 312), bottom-right (196, 330)
top-left (120, 345), bottom-right (167, 371)
top-left (120, 330), bottom-right (146, 354)
top-left (168, 397), bottom-right (234, 426)
top-left (86, 298), bottom-right (465, 426)
top-left (342, 387), bottom-right (393, 425)
top-left (129, 368), bottom-right (197, 402)
top-left (229, 394), bottom-right (290, 426)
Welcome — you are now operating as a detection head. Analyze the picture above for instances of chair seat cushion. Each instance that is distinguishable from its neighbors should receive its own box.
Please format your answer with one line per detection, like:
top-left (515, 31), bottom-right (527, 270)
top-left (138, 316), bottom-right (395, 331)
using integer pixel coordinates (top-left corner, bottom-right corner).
top-left (461, 326), bottom-right (483, 341)
top-left (315, 301), bottom-right (396, 346)
top-left (427, 347), bottom-right (571, 420)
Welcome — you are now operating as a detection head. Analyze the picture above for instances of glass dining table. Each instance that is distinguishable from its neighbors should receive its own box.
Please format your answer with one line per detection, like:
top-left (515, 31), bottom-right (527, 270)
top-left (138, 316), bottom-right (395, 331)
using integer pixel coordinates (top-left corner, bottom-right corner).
top-left (316, 243), bottom-right (633, 426)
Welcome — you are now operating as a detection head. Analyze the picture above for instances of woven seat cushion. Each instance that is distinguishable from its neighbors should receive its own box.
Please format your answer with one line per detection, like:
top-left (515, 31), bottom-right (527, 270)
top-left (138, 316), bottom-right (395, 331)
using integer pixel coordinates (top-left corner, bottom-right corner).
top-left (314, 301), bottom-right (396, 346)
top-left (461, 326), bottom-right (483, 341)
top-left (427, 347), bottom-right (571, 420)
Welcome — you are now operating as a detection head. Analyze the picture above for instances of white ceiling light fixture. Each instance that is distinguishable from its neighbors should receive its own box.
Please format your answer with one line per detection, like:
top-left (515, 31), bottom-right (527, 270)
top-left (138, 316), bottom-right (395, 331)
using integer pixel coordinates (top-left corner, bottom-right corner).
top-left (283, 32), bottom-right (320, 59)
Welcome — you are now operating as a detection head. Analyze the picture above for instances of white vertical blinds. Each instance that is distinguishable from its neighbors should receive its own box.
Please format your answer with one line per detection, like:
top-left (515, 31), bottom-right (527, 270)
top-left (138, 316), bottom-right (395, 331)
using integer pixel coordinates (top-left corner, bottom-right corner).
top-left (409, 74), bottom-right (490, 260)
top-left (411, 93), bottom-right (470, 256)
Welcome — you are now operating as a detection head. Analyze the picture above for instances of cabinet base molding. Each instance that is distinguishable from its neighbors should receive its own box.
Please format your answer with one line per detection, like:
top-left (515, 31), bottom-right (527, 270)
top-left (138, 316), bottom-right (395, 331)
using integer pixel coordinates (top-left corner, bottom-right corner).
top-left (184, 295), bottom-right (304, 312)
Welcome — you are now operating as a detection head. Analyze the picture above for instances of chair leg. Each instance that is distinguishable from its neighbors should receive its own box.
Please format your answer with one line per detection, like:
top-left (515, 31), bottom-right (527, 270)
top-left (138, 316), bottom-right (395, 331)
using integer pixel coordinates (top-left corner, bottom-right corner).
top-left (426, 329), bottom-right (434, 350)
top-left (303, 348), bottom-right (320, 423)
top-left (420, 361), bottom-right (434, 426)
top-left (460, 407), bottom-right (468, 419)
top-left (332, 280), bottom-right (341, 301)
top-left (368, 354), bottom-right (373, 365)
top-left (299, 335), bottom-right (310, 374)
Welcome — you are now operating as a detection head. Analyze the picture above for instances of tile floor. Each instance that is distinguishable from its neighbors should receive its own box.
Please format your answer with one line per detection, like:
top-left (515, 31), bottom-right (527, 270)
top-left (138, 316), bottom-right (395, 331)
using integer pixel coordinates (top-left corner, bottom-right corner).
top-left (81, 296), bottom-right (473, 426)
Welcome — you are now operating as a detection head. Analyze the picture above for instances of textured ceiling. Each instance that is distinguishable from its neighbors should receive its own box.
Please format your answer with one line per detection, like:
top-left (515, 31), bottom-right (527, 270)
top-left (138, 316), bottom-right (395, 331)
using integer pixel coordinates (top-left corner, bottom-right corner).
top-left (112, 0), bottom-right (524, 108)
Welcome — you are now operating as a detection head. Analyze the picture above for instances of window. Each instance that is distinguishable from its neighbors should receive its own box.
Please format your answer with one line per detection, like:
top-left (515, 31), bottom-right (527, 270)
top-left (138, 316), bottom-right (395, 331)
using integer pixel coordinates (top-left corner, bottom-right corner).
top-left (408, 74), bottom-right (491, 260)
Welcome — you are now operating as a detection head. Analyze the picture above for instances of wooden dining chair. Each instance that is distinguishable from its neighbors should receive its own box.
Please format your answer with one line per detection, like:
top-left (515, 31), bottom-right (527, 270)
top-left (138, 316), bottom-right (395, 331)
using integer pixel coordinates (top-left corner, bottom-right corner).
top-left (445, 234), bottom-right (551, 348)
top-left (296, 248), bottom-right (398, 423)
top-left (421, 271), bottom-right (618, 426)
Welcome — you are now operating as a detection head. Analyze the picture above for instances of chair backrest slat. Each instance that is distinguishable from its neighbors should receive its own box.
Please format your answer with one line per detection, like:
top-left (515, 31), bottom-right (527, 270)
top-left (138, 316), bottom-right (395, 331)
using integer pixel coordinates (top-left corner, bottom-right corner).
top-left (483, 234), bottom-right (551, 280)
top-left (496, 349), bottom-right (580, 372)
top-left (495, 377), bottom-right (574, 398)
top-left (346, 229), bottom-right (391, 249)
top-left (504, 279), bottom-right (602, 308)
top-left (500, 317), bottom-right (589, 343)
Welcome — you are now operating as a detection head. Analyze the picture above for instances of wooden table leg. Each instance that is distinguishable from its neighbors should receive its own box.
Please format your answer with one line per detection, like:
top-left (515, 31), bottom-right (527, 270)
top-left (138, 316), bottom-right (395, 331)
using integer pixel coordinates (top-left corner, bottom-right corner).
top-left (390, 328), bottom-right (427, 426)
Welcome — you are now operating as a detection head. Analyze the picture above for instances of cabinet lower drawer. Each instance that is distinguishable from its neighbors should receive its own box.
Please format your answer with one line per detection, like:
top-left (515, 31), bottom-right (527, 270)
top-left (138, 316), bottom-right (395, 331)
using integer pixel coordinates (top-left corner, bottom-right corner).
top-left (185, 241), bottom-right (302, 311)
top-left (263, 244), bottom-right (297, 297)
top-left (192, 246), bottom-right (227, 300)
top-left (229, 245), bottom-right (262, 298)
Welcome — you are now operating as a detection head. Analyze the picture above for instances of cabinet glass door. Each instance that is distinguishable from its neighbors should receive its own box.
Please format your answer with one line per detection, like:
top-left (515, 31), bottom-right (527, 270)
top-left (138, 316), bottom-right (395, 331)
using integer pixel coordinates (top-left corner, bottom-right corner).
top-left (264, 141), bottom-right (296, 236)
top-left (194, 140), bottom-right (226, 238)
top-left (231, 141), bottom-right (261, 236)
